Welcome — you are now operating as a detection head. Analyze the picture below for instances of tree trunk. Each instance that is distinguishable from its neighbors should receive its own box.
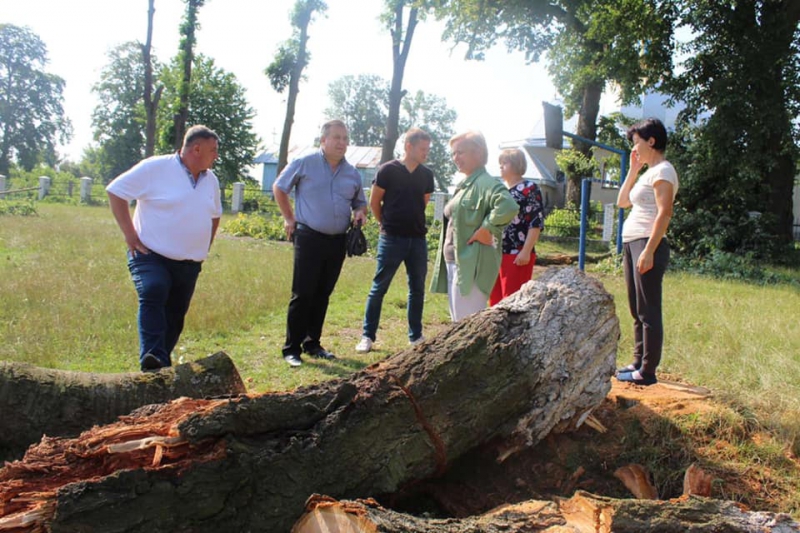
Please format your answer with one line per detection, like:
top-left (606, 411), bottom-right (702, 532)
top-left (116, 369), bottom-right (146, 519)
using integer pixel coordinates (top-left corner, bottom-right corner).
top-left (277, 18), bottom-right (310, 175)
top-left (142, 0), bottom-right (161, 158)
top-left (292, 491), bottom-right (800, 533)
top-left (0, 352), bottom-right (244, 461)
top-left (0, 268), bottom-right (619, 533)
top-left (566, 77), bottom-right (603, 208)
top-left (173, 0), bottom-right (202, 151)
top-left (758, 1), bottom-right (800, 245)
top-left (381, 3), bottom-right (418, 164)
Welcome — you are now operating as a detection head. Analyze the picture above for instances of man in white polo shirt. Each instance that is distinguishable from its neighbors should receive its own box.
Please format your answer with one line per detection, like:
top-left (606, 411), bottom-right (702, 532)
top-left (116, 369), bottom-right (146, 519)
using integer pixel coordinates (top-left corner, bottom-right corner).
top-left (106, 125), bottom-right (222, 372)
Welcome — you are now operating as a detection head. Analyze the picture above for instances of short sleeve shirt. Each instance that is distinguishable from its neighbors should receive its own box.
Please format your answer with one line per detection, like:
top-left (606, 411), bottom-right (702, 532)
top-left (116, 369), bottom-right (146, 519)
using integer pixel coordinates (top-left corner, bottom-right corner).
top-left (375, 159), bottom-right (435, 237)
top-left (105, 154), bottom-right (222, 261)
top-left (501, 179), bottom-right (545, 254)
top-left (622, 161), bottom-right (679, 243)
top-left (274, 150), bottom-right (367, 235)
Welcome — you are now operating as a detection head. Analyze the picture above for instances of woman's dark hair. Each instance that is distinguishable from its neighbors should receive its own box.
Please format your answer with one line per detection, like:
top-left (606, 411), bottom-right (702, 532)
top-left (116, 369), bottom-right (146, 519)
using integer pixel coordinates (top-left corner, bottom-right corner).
top-left (626, 118), bottom-right (667, 152)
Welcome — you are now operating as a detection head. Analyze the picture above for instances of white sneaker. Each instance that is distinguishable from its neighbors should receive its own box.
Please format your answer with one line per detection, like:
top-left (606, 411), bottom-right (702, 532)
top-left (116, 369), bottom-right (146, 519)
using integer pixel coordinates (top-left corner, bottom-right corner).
top-left (409, 335), bottom-right (425, 346)
top-left (355, 336), bottom-right (373, 353)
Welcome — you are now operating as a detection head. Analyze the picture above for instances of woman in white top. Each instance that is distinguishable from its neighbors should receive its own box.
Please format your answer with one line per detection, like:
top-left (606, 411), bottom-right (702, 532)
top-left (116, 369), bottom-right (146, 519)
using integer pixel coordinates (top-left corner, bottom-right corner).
top-left (615, 118), bottom-right (679, 386)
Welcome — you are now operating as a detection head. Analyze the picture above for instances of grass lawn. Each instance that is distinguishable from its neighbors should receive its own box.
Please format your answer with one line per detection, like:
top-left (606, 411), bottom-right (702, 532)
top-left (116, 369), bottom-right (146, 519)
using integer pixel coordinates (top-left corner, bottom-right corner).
top-left (3, 203), bottom-right (800, 514)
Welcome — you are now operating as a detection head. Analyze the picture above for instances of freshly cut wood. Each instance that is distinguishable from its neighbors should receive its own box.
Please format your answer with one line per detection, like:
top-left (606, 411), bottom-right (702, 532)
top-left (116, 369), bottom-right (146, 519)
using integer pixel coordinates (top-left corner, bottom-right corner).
top-left (0, 268), bottom-right (619, 533)
top-left (291, 491), bottom-right (800, 533)
top-left (613, 464), bottom-right (658, 500)
top-left (0, 352), bottom-right (245, 460)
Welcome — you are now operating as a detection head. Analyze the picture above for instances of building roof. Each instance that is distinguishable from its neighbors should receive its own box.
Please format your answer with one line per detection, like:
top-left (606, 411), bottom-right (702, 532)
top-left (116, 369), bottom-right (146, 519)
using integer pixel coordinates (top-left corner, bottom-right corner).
top-left (253, 145), bottom-right (382, 169)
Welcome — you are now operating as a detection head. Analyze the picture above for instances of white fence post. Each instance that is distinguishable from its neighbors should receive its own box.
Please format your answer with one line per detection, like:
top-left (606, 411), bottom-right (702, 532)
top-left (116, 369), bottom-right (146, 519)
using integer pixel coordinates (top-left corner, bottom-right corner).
top-left (0, 175), bottom-right (6, 199)
top-left (602, 203), bottom-right (615, 243)
top-left (231, 182), bottom-right (245, 213)
top-left (80, 177), bottom-right (93, 203)
top-left (38, 176), bottom-right (51, 200)
top-left (433, 192), bottom-right (448, 221)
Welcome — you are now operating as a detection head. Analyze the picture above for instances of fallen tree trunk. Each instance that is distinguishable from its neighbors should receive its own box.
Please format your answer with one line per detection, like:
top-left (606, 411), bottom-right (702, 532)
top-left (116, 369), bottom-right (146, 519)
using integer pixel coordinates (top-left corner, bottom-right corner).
top-left (292, 491), bottom-right (800, 533)
top-left (0, 267), bottom-right (619, 533)
top-left (0, 352), bottom-right (245, 461)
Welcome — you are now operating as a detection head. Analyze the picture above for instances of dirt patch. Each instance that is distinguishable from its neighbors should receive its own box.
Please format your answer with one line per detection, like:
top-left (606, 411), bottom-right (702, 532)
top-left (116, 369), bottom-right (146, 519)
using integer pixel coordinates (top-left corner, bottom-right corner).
top-left (384, 377), bottom-right (800, 519)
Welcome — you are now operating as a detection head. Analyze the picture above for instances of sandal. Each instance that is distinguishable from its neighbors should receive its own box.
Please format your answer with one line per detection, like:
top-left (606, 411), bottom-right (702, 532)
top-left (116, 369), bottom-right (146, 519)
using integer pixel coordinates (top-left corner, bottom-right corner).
top-left (616, 371), bottom-right (657, 386)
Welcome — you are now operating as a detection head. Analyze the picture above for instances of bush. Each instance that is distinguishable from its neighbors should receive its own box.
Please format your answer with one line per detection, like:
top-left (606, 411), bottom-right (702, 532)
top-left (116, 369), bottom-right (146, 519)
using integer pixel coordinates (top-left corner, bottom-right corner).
top-left (543, 208), bottom-right (582, 238)
top-left (0, 199), bottom-right (38, 216)
top-left (671, 250), bottom-right (799, 286)
top-left (222, 213), bottom-right (286, 241)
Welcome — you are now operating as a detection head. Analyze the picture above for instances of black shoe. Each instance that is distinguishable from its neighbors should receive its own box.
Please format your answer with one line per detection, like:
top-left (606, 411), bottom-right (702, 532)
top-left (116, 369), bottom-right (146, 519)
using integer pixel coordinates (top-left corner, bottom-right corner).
top-left (141, 353), bottom-right (163, 372)
top-left (616, 371), bottom-right (657, 386)
top-left (307, 347), bottom-right (336, 360)
top-left (616, 364), bottom-right (640, 374)
top-left (284, 354), bottom-right (303, 367)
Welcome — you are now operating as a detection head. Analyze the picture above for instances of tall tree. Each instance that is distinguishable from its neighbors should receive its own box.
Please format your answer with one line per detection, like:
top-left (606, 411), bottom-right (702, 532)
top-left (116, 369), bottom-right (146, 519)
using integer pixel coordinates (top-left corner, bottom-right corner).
top-left (324, 74), bottom-right (389, 146)
top-left (0, 24), bottom-right (71, 175)
top-left (427, 0), bottom-right (677, 206)
top-left (157, 54), bottom-right (260, 187)
top-left (143, 0), bottom-right (163, 157)
top-left (266, 0), bottom-right (327, 173)
top-left (667, 0), bottom-right (800, 254)
top-left (172, 0), bottom-right (206, 151)
top-left (400, 90), bottom-right (457, 191)
top-left (91, 42), bottom-right (150, 182)
top-left (325, 74), bottom-right (457, 190)
top-left (380, 1), bottom-right (420, 165)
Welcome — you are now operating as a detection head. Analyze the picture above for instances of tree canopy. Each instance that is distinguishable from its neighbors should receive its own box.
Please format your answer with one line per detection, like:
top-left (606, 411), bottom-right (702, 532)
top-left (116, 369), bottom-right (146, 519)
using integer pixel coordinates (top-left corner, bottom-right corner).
top-left (91, 42), bottom-right (150, 183)
top-left (665, 0), bottom-right (800, 258)
top-left (157, 54), bottom-right (260, 186)
top-left (325, 74), bottom-right (456, 191)
top-left (0, 24), bottom-right (71, 175)
top-left (427, 0), bottom-right (677, 205)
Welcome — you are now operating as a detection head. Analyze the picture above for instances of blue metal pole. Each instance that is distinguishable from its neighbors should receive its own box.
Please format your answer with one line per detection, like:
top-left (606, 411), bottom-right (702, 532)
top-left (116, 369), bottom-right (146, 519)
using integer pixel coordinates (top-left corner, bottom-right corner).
top-left (579, 178), bottom-right (591, 271)
top-left (617, 152), bottom-right (628, 255)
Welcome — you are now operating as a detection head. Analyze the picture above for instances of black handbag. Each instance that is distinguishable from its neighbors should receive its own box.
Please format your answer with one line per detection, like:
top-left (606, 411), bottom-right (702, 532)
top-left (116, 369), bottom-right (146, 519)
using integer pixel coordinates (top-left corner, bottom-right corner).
top-left (345, 222), bottom-right (368, 257)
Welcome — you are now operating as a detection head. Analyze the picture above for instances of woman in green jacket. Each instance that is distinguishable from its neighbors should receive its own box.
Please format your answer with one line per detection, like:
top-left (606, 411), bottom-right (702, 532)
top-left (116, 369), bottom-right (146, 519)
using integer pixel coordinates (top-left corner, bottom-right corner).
top-left (431, 131), bottom-right (518, 321)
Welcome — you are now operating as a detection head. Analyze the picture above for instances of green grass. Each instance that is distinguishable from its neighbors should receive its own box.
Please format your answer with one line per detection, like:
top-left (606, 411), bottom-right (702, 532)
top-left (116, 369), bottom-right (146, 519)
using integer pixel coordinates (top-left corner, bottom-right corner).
top-left (4, 203), bottom-right (800, 513)
top-left (3, 205), bottom-right (799, 407)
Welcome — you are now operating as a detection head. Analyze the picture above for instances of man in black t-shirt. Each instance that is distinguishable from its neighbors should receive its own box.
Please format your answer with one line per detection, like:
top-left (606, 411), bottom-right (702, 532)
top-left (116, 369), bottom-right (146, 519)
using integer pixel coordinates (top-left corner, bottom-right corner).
top-left (356, 128), bottom-right (435, 353)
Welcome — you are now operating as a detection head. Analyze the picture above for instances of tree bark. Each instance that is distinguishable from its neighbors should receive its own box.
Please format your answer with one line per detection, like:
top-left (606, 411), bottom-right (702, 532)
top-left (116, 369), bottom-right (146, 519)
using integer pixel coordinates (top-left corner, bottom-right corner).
top-left (292, 491), bottom-right (800, 533)
top-left (277, 7), bottom-right (312, 175)
top-left (142, 0), bottom-right (162, 158)
top-left (0, 352), bottom-right (245, 461)
top-left (381, 3), bottom-right (418, 164)
top-left (566, 77), bottom-right (603, 208)
top-left (0, 268), bottom-right (619, 533)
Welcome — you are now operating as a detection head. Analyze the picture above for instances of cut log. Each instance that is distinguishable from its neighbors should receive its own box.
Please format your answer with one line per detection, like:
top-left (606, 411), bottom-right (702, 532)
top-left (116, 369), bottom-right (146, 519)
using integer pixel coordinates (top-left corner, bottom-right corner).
top-left (291, 491), bottom-right (800, 533)
top-left (0, 352), bottom-right (245, 461)
top-left (0, 267), bottom-right (619, 533)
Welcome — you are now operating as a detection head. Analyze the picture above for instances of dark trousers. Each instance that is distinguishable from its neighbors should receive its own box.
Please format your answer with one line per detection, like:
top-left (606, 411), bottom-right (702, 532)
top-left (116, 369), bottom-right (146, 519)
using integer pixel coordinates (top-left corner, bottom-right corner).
top-left (127, 251), bottom-right (202, 369)
top-left (282, 225), bottom-right (346, 357)
top-left (622, 238), bottom-right (670, 375)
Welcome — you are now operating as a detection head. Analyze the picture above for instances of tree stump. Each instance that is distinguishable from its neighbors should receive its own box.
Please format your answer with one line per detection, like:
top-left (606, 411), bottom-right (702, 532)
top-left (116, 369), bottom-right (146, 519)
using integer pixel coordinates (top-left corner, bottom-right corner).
top-left (0, 352), bottom-right (245, 461)
top-left (292, 491), bottom-right (800, 533)
top-left (0, 267), bottom-right (619, 532)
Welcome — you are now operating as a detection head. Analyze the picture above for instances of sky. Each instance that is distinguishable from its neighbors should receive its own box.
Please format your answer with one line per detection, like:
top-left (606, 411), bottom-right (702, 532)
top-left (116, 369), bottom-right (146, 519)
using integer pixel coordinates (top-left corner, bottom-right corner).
top-left (2, 0), bottom-right (582, 177)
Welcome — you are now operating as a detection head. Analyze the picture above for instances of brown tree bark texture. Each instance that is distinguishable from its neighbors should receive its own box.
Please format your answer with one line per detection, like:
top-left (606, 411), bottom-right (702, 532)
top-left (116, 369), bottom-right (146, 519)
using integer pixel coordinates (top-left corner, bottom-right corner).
top-left (292, 491), bottom-right (800, 533)
top-left (0, 352), bottom-right (245, 461)
top-left (0, 268), bottom-right (618, 533)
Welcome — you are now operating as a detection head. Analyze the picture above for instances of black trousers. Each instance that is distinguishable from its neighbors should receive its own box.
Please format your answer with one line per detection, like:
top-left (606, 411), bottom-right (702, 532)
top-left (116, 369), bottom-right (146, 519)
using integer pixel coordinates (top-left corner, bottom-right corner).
top-left (282, 225), bottom-right (347, 357)
top-left (622, 237), bottom-right (670, 375)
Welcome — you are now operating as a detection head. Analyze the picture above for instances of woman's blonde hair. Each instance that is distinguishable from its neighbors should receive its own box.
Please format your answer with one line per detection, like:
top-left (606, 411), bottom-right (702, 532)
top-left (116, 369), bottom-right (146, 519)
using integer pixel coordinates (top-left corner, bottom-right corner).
top-left (449, 130), bottom-right (488, 166)
top-left (498, 148), bottom-right (527, 175)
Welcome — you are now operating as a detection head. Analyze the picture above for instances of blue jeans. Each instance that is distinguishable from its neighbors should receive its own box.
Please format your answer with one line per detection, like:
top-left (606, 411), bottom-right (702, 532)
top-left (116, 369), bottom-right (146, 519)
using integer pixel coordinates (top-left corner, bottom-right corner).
top-left (127, 251), bottom-right (202, 369)
top-left (362, 234), bottom-right (428, 342)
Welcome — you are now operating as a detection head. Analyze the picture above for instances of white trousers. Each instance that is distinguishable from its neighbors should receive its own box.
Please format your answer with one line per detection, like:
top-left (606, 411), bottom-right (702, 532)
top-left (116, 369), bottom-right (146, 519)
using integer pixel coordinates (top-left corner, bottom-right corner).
top-left (446, 262), bottom-right (488, 322)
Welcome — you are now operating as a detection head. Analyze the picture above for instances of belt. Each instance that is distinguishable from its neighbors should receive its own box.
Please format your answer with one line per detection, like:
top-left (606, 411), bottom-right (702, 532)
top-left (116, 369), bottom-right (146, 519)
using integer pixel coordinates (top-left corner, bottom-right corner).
top-left (295, 223), bottom-right (345, 239)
